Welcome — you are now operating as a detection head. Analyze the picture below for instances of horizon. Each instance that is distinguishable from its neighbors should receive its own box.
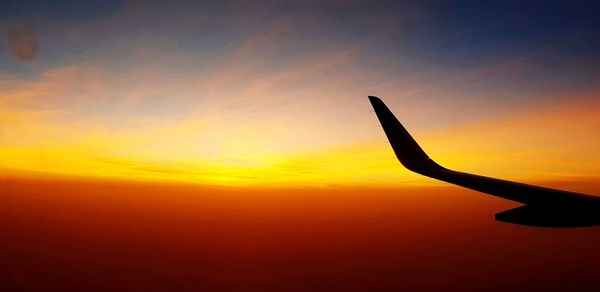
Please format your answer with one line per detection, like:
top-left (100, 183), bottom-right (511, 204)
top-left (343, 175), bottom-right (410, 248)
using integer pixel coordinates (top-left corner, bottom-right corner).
top-left (2, 1), bottom-right (600, 291)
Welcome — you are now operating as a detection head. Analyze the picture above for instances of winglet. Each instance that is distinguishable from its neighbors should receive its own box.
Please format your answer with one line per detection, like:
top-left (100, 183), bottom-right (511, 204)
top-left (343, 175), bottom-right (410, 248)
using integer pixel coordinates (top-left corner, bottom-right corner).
top-left (368, 96), bottom-right (442, 174)
top-left (368, 95), bottom-right (600, 217)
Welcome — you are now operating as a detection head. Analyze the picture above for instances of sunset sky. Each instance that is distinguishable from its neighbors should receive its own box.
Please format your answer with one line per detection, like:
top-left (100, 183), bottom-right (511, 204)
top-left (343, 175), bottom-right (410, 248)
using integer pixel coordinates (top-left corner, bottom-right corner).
top-left (3, 2), bottom-right (600, 291)
top-left (1, 0), bottom-right (600, 186)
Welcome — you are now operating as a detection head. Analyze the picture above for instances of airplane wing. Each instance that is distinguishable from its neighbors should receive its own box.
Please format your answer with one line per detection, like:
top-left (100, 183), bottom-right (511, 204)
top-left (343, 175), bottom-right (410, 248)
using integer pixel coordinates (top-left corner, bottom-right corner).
top-left (368, 96), bottom-right (600, 227)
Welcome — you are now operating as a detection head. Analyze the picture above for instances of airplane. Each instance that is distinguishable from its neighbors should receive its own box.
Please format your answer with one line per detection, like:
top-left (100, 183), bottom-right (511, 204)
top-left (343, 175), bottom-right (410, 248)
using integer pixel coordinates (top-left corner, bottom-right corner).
top-left (368, 95), bottom-right (600, 227)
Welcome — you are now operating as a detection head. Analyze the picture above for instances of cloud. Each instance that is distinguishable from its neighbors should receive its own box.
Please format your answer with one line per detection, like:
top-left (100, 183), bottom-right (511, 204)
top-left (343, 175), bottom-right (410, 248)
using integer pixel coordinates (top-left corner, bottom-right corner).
top-left (6, 23), bottom-right (38, 63)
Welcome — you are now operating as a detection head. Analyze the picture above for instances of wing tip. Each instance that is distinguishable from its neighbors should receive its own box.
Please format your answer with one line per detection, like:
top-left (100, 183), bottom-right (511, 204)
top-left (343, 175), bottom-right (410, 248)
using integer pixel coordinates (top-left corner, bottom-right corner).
top-left (368, 95), bottom-right (381, 102)
top-left (368, 95), bottom-right (441, 174)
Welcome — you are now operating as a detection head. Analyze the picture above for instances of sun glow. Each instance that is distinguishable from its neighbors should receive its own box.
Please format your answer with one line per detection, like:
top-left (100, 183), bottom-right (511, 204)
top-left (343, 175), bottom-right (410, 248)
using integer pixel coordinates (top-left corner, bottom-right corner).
top-left (2, 88), bottom-right (599, 186)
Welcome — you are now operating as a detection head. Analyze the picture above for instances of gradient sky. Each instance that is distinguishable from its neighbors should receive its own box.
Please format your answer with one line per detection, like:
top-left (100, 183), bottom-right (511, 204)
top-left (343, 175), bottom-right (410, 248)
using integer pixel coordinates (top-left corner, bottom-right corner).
top-left (1, 0), bottom-right (600, 186)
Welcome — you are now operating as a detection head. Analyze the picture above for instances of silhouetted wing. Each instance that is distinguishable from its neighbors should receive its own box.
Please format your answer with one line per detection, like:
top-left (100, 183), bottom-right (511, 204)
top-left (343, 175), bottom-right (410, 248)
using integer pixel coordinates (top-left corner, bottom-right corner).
top-left (368, 96), bottom-right (600, 208)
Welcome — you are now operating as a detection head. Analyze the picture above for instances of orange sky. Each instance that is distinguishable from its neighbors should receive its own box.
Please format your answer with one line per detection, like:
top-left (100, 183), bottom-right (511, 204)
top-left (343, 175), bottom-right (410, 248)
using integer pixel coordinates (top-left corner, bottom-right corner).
top-left (1, 1), bottom-right (600, 187)
top-left (1, 53), bottom-right (600, 187)
top-left (2, 3), bottom-right (600, 291)
top-left (2, 84), bottom-right (599, 187)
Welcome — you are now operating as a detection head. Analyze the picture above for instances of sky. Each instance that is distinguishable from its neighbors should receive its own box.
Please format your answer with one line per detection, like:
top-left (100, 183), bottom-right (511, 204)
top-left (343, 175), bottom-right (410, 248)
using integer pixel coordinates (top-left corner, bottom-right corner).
top-left (2, 2), bottom-right (600, 290)
top-left (1, 0), bottom-right (600, 186)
